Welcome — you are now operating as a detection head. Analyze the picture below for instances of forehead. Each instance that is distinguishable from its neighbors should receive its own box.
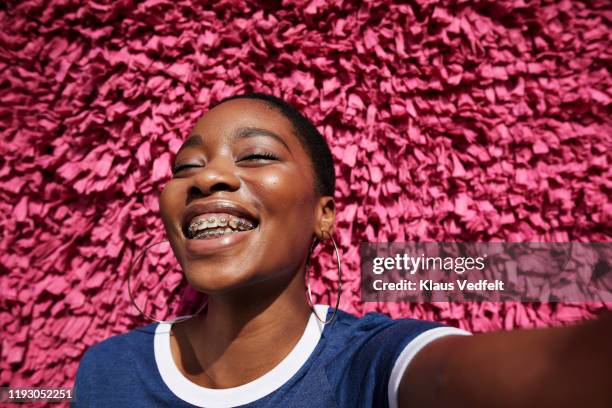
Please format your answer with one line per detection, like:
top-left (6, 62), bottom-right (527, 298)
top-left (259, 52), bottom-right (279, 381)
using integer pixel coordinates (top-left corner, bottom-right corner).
top-left (191, 98), bottom-right (296, 144)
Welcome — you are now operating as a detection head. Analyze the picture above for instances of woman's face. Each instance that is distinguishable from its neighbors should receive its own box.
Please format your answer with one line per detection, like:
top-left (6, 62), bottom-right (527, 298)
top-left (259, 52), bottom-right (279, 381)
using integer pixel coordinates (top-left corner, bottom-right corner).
top-left (160, 98), bottom-right (334, 295)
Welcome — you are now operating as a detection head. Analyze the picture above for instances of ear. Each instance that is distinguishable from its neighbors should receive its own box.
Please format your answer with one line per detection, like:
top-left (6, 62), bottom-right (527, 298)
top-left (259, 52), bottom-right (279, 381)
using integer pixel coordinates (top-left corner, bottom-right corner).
top-left (314, 196), bottom-right (336, 241)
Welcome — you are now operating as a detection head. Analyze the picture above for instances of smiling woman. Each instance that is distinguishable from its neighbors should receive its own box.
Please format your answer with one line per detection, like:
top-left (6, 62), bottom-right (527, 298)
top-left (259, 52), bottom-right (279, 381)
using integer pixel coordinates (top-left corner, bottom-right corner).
top-left (71, 93), bottom-right (611, 408)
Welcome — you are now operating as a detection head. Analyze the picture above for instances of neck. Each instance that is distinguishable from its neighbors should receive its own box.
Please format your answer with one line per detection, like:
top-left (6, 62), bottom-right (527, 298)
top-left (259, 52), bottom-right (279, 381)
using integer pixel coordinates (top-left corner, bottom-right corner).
top-left (170, 270), bottom-right (313, 389)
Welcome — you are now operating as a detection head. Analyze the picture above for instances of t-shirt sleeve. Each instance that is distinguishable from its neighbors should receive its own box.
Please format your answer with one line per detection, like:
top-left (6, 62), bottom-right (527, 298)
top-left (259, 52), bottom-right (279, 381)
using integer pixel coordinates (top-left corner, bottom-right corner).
top-left (332, 314), bottom-right (470, 408)
top-left (386, 323), bottom-right (471, 408)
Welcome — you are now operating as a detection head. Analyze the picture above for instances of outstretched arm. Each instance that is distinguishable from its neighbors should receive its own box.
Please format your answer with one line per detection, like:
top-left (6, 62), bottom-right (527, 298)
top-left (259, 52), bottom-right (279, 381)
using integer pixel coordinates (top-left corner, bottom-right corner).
top-left (398, 311), bottom-right (612, 408)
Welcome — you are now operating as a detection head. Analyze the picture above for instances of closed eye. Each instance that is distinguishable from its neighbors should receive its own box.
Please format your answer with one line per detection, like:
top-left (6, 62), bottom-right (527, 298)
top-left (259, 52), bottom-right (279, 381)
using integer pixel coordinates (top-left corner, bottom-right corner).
top-left (172, 152), bottom-right (279, 175)
top-left (172, 163), bottom-right (201, 174)
top-left (238, 152), bottom-right (279, 162)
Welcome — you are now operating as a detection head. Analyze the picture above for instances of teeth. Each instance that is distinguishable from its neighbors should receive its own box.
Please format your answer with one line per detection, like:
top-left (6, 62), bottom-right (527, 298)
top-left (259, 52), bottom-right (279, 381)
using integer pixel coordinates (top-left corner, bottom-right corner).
top-left (188, 214), bottom-right (256, 238)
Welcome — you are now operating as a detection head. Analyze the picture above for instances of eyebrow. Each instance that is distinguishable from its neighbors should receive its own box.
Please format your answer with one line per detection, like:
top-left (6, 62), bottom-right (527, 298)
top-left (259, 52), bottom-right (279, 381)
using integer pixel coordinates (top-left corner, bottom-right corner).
top-left (233, 127), bottom-right (291, 151)
top-left (176, 126), bottom-right (291, 155)
top-left (175, 134), bottom-right (202, 155)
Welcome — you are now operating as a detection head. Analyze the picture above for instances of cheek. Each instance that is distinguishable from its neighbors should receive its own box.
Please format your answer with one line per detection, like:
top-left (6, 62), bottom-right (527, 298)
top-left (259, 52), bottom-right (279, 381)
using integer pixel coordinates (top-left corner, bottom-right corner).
top-left (258, 173), bottom-right (281, 193)
top-left (256, 170), bottom-right (314, 209)
top-left (159, 183), bottom-right (180, 229)
top-left (255, 170), bottom-right (317, 248)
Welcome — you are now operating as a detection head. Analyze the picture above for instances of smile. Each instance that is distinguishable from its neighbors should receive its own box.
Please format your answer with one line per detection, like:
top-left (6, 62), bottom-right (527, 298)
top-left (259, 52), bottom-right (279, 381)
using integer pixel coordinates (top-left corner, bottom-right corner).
top-left (180, 200), bottom-right (260, 256)
top-left (187, 213), bottom-right (256, 240)
top-left (181, 200), bottom-right (260, 240)
top-left (183, 220), bottom-right (256, 256)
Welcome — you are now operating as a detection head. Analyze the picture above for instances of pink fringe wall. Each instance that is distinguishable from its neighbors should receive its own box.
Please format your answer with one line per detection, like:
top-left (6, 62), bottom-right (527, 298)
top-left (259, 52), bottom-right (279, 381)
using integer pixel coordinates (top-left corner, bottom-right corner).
top-left (1, 0), bottom-right (610, 392)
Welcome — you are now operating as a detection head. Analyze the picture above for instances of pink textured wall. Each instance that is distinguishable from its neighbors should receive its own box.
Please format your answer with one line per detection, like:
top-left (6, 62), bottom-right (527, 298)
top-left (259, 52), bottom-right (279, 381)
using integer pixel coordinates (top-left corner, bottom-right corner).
top-left (1, 0), bottom-right (610, 393)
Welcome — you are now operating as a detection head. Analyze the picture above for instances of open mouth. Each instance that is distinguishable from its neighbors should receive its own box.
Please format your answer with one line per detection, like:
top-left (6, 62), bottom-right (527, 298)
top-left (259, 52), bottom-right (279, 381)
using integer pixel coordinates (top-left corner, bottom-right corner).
top-left (183, 212), bottom-right (258, 240)
top-left (181, 200), bottom-right (260, 242)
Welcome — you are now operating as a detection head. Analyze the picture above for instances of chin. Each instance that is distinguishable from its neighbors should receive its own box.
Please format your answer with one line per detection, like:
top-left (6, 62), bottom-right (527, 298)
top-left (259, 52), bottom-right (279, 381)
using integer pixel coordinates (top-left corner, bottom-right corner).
top-left (181, 261), bottom-right (256, 295)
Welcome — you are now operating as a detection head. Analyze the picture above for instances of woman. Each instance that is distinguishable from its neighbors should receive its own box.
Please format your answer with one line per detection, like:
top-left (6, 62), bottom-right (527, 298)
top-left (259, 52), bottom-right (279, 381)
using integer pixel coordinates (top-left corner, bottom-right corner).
top-left (73, 93), bottom-right (611, 407)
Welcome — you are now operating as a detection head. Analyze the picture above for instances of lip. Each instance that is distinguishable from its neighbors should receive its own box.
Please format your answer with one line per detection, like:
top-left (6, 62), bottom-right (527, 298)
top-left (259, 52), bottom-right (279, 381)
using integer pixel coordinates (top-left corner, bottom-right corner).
top-left (181, 199), bottom-right (259, 238)
top-left (184, 228), bottom-right (255, 256)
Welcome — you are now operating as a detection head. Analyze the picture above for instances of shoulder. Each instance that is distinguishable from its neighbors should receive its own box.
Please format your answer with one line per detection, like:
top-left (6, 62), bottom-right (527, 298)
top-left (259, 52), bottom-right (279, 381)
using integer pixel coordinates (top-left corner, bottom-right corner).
top-left (331, 308), bottom-right (446, 342)
top-left (73, 323), bottom-right (159, 406)
top-left (77, 322), bottom-right (157, 373)
top-left (323, 307), bottom-right (455, 370)
top-left (330, 307), bottom-right (471, 366)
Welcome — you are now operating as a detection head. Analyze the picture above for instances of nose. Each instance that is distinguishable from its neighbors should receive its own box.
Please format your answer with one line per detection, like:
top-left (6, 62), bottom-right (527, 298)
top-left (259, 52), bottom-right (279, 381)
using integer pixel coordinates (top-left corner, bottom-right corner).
top-left (187, 157), bottom-right (241, 199)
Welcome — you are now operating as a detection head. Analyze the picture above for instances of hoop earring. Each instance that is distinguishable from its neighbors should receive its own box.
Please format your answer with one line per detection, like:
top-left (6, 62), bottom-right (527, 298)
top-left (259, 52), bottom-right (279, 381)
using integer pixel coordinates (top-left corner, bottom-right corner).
top-left (305, 231), bottom-right (342, 325)
top-left (127, 240), bottom-right (208, 324)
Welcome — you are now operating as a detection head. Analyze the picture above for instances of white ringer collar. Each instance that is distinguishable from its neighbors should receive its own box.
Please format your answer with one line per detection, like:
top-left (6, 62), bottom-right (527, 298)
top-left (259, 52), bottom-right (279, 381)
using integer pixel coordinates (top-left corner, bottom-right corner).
top-left (154, 304), bottom-right (329, 408)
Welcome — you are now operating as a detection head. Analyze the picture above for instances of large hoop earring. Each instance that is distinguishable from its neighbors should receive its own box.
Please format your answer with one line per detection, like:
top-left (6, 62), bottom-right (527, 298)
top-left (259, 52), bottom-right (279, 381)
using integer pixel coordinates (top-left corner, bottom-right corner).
top-left (305, 231), bottom-right (342, 325)
top-left (127, 240), bottom-right (208, 324)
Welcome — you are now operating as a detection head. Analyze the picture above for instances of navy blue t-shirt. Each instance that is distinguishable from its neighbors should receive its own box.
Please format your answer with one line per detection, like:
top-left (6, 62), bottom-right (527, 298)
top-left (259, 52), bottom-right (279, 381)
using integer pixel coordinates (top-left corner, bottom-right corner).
top-left (72, 305), bottom-right (469, 407)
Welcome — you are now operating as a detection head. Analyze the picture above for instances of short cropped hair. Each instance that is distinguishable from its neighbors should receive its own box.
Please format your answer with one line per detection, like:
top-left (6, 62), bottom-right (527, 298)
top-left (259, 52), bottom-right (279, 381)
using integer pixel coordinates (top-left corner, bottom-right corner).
top-left (210, 92), bottom-right (336, 197)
